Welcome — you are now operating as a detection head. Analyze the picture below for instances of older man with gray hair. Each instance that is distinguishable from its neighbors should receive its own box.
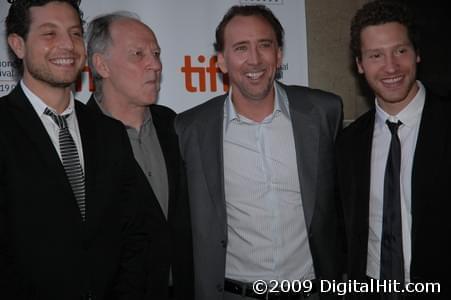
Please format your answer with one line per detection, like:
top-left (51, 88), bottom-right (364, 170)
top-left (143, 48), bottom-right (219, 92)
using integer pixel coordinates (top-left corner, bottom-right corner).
top-left (86, 12), bottom-right (193, 300)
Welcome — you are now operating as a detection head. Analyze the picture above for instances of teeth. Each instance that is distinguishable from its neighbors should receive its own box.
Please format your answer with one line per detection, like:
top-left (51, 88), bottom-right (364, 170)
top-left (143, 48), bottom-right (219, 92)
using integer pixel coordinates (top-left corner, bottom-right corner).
top-left (382, 76), bottom-right (402, 84)
top-left (52, 58), bottom-right (74, 65)
top-left (245, 71), bottom-right (264, 80)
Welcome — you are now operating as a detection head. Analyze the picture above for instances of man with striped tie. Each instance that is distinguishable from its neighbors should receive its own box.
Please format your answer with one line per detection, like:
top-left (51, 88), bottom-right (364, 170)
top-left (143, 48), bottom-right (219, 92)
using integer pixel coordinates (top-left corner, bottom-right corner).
top-left (0, 1), bottom-right (161, 299)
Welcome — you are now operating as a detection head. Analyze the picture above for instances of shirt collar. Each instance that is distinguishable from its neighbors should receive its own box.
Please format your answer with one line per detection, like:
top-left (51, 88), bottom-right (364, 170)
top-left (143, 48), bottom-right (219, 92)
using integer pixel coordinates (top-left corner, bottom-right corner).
top-left (21, 80), bottom-right (75, 118)
top-left (94, 94), bottom-right (152, 132)
top-left (375, 80), bottom-right (425, 129)
top-left (224, 81), bottom-right (290, 127)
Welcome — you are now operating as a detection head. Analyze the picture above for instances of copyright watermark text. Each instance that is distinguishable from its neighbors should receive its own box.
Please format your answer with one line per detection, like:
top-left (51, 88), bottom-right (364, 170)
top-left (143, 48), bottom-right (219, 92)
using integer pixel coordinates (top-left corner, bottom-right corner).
top-left (252, 279), bottom-right (315, 295)
top-left (251, 279), bottom-right (440, 296)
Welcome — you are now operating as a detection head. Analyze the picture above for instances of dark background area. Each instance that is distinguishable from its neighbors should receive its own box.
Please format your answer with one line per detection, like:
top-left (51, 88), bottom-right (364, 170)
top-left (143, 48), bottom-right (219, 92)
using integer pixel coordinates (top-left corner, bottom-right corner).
top-left (357, 0), bottom-right (451, 102)
top-left (405, 1), bottom-right (451, 98)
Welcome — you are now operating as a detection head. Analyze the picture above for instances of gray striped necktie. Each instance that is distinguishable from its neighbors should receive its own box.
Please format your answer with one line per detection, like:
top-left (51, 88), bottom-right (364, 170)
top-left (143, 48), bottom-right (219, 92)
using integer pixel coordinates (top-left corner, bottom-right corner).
top-left (44, 108), bottom-right (86, 221)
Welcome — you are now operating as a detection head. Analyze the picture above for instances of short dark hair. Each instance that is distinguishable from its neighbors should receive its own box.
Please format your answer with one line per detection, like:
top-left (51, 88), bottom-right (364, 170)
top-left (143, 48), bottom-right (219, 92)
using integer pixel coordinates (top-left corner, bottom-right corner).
top-left (350, 0), bottom-right (418, 61)
top-left (5, 0), bottom-right (84, 75)
top-left (214, 4), bottom-right (284, 52)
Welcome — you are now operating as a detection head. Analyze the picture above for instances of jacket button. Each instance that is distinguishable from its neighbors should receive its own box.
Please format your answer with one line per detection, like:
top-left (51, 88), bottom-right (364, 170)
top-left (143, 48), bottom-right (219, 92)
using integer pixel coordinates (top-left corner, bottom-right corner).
top-left (216, 284), bottom-right (224, 292)
top-left (220, 240), bottom-right (227, 248)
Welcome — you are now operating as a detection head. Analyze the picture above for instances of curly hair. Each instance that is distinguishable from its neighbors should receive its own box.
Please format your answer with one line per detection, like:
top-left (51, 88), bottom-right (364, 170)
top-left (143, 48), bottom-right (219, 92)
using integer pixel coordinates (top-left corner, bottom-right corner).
top-left (350, 0), bottom-right (418, 61)
top-left (5, 0), bottom-right (84, 75)
top-left (214, 4), bottom-right (284, 52)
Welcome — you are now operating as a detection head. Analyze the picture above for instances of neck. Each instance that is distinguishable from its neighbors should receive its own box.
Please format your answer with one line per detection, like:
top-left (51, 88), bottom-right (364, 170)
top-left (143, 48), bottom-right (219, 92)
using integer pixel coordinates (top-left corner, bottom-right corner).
top-left (231, 88), bottom-right (275, 123)
top-left (101, 90), bottom-right (147, 130)
top-left (23, 76), bottom-right (71, 114)
top-left (377, 83), bottom-right (419, 116)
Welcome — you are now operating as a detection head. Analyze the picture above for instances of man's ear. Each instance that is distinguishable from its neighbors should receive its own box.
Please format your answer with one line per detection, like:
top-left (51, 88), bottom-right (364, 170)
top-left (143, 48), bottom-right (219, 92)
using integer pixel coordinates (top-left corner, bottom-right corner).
top-left (217, 52), bottom-right (227, 74)
top-left (92, 53), bottom-right (110, 78)
top-left (277, 47), bottom-right (283, 68)
top-left (7, 33), bottom-right (26, 59)
top-left (356, 57), bottom-right (364, 74)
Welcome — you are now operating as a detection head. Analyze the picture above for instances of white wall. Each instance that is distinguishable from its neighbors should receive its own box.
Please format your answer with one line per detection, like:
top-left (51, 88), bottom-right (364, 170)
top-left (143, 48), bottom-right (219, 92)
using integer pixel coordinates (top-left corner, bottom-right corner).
top-left (0, 0), bottom-right (307, 113)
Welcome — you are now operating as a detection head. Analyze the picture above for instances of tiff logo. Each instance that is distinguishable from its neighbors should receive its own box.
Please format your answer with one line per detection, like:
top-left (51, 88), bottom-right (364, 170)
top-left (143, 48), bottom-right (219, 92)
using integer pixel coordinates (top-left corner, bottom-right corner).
top-left (75, 66), bottom-right (95, 92)
top-left (181, 55), bottom-right (229, 93)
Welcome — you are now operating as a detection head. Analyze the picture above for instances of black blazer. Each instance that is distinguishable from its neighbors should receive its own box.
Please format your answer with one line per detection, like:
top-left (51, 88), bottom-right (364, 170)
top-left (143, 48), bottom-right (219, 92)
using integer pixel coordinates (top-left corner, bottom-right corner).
top-left (336, 92), bottom-right (451, 299)
top-left (87, 96), bottom-right (194, 300)
top-left (0, 85), bottom-right (165, 300)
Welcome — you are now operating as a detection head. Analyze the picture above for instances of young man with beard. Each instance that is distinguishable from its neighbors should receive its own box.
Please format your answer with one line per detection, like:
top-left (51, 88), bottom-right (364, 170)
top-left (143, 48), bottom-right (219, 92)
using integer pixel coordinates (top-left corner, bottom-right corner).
top-left (0, 1), bottom-right (160, 299)
top-left (176, 5), bottom-right (344, 300)
top-left (336, 1), bottom-right (450, 299)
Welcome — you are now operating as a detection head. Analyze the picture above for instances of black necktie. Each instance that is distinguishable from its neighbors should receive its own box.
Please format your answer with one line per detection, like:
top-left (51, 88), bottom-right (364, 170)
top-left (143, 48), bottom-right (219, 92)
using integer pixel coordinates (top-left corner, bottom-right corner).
top-left (44, 108), bottom-right (86, 221)
top-left (380, 120), bottom-right (404, 289)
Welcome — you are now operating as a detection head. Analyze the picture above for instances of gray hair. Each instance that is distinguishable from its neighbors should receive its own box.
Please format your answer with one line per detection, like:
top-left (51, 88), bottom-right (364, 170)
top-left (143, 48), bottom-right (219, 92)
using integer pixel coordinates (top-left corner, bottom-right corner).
top-left (86, 11), bottom-right (140, 97)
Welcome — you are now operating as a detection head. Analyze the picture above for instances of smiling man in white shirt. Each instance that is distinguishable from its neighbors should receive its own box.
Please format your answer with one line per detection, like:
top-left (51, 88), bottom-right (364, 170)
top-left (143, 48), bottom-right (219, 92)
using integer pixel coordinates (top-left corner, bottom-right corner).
top-left (176, 5), bottom-right (344, 300)
top-left (337, 1), bottom-right (451, 299)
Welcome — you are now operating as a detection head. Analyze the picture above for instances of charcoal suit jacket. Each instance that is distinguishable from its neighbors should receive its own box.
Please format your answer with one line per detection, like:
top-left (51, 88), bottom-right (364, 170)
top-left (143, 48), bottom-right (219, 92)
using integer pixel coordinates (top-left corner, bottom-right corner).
top-left (175, 82), bottom-right (344, 300)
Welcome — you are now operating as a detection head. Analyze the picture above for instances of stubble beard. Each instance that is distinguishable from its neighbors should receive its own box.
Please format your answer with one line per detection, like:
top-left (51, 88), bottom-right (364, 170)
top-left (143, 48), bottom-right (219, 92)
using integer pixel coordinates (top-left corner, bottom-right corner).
top-left (26, 61), bottom-right (81, 88)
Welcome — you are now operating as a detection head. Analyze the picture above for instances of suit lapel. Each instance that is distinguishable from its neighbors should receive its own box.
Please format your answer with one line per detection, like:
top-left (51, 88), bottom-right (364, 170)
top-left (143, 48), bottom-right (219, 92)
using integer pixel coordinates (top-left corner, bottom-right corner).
top-left (354, 112), bottom-right (374, 240)
top-left (198, 98), bottom-right (227, 222)
top-left (150, 106), bottom-right (175, 222)
top-left (7, 86), bottom-right (74, 200)
top-left (287, 89), bottom-right (319, 230)
top-left (411, 96), bottom-right (446, 246)
top-left (75, 102), bottom-right (99, 226)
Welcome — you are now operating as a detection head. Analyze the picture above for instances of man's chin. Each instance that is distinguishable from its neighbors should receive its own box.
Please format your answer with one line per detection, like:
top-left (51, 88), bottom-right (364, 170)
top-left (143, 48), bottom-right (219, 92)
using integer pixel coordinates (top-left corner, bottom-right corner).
top-left (50, 81), bottom-right (74, 88)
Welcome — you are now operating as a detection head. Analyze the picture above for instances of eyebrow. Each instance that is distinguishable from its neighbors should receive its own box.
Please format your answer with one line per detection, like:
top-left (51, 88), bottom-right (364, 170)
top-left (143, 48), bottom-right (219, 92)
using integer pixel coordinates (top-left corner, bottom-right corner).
top-left (36, 23), bottom-right (82, 31)
top-left (231, 39), bottom-right (274, 48)
top-left (362, 42), bottom-right (412, 52)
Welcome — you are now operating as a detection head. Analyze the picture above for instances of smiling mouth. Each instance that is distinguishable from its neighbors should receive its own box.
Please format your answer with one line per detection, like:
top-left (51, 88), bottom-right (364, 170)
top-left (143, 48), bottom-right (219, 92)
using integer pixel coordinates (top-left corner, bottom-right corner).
top-left (245, 71), bottom-right (264, 80)
top-left (50, 58), bottom-right (75, 66)
top-left (381, 75), bottom-right (403, 85)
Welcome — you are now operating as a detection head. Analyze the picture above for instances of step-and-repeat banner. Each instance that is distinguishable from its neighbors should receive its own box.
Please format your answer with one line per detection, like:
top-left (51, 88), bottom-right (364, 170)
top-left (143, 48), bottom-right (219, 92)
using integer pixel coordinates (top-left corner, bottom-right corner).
top-left (0, 0), bottom-right (307, 113)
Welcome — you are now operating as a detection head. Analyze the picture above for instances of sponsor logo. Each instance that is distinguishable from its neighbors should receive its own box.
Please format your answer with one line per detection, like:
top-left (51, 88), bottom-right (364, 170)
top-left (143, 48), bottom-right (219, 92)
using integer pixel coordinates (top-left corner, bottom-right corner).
top-left (181, 55), bottom-right (229, 93)
top-left (75, 66), bottom-right (95, 93)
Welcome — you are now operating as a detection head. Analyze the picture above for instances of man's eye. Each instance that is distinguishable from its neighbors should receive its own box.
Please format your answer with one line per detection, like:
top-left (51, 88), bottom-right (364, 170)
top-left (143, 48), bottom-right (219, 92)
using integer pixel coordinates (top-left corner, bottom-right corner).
top-left (395, 48), bottom-right (408, 55)
top-left (369, 53), bottom-right (381, 59)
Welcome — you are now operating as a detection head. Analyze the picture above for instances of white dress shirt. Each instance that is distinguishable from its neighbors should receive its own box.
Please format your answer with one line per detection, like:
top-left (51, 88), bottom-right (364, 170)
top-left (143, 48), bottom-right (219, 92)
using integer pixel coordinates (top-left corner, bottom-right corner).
top-left (223, 82), bottom-right (315, 283)
top-left (21, 80), bottom-right (85, 170)
top-left (367, 81), bottom-right (426, 282)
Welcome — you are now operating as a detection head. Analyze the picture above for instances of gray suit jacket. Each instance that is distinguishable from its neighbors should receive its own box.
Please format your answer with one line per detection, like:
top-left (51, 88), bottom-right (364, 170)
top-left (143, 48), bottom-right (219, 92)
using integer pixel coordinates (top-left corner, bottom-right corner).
top-left (175, 83), bottom-right (344, 300)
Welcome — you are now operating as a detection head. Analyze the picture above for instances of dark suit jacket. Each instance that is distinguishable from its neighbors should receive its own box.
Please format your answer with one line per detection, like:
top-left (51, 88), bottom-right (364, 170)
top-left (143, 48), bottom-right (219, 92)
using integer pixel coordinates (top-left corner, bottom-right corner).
top-left (336, 92), bottom-right (451, 299)
top-left (175, 82), bottom-right (344, 300)
top-left (0, 85), bottom-right (165, 300)
top-left (87, 96), bottom-right (194, 300)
